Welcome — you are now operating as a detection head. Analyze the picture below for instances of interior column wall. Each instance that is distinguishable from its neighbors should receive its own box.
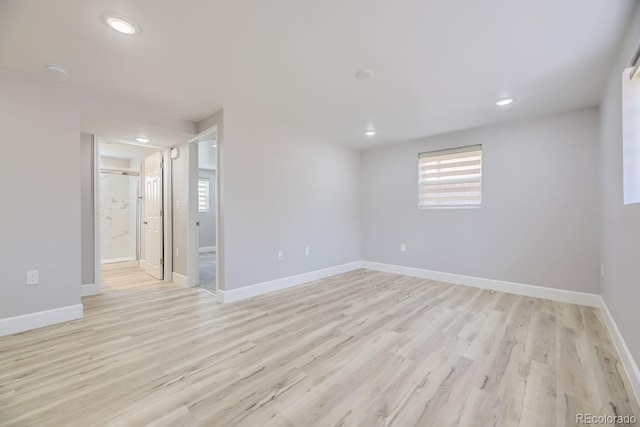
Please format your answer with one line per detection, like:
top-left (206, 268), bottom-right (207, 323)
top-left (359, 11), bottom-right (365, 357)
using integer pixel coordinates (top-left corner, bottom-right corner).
top-left (220, 110), bottom-right (361, 291)
top-left (0, 73), bottom-right (82, 318)
top-left (599, 5), bottom-right (640, 371)
top-left (80, 133), bottom-right (95, 285)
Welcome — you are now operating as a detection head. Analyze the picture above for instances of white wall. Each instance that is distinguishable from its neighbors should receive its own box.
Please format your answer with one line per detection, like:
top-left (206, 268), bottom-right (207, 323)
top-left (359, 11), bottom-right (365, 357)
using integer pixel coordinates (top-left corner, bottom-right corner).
top-left (198, 168), bottom-right (217, 248)
top-left (599, 6), bottom-right (640, 369)
top-left (101, 156), bottom-right (130, 169)
top-left (0, 73), bottom-right (82, 318)
top-left (172, 143), bottom-right (190, 276)
top-left (220, 110), bottom-right (361, 290)
top-left (80, 134), bottom-right (94, 285)
top-left (362, 108), bottom-right (601, 293)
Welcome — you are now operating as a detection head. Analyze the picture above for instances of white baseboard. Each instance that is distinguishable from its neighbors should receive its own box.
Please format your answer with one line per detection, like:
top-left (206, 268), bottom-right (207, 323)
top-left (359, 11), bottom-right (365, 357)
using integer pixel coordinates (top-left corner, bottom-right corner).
top-left (216, 292), bottom-right (224, 304)
top-left (101, 257), bottom-right (137, 264)
top-left (0, 304), bottom-right (83, 337)
top-left (216, 260), bottom-right (602, 307)
top-left (599, 297), bottom-right (640, 404)
top-left (172, 272), bottom-right (188, 287)
top-left (81, 283), bottom-right (100, 297)
top-left (216, 289), bottom-right (230, 303)
top-left (101, 260), bottom-right (140, 270)
top-left (361, 261), bottom-right (601, 307)
top-left (218, 261), bottom-right (362, 304)
top-left (199, 246), bottom-right (216, 253)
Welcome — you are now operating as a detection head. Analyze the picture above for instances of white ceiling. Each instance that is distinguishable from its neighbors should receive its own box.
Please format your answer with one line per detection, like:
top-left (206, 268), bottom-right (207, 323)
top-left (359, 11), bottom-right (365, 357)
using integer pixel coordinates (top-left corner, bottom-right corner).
top-left (84, 113), bottom-right (193, 148)
top-left (0, 0), bottom-right (636, 147)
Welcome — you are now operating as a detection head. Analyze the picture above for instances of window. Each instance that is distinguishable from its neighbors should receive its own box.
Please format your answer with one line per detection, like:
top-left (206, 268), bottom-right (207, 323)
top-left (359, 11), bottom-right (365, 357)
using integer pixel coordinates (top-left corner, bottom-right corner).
top-left (198, 178), bottom-right (210, 212)
top-left (418, 144), bottom-right (482, 208)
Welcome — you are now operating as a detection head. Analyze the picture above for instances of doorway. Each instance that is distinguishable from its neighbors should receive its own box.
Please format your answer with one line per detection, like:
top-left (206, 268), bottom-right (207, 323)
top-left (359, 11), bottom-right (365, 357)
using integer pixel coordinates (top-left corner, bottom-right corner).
top-left (187, 127), bottom-right (219, 295)
top-left (94, 139), bottom-right (172, 292)
top-left (196, 137), bottom-right (217, 293)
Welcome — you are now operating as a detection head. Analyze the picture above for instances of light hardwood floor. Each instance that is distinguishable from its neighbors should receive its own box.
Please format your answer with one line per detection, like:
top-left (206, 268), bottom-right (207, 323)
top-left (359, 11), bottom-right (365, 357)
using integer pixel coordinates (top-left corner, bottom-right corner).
top-left (0, 267), bottom-right (638, 426)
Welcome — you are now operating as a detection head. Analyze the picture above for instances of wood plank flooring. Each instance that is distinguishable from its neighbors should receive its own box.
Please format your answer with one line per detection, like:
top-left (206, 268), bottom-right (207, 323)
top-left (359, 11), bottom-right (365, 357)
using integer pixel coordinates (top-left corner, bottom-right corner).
top-left (0, 267), bottom-right (638, 426)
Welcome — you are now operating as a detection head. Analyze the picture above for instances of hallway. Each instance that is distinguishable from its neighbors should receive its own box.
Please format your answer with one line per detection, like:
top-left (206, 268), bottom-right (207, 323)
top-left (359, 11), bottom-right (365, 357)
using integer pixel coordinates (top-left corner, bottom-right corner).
top-left (198, 250), bottom-right (216, 293)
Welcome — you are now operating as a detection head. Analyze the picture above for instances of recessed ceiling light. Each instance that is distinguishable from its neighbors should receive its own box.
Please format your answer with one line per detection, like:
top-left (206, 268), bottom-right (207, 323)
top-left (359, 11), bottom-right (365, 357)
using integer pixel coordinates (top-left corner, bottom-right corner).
top-left (136, 137), bottom-right (151, 143)
top-left (45, 64), bottom-right (69, 77)
top-left (102, 13), bottom-right (139, 35)
top-left (495, 97), bottom-right (514, 107)
top-left (364, 130), bottom-right (376, 137)
top-left (355, 69), bottom-right (374, 80)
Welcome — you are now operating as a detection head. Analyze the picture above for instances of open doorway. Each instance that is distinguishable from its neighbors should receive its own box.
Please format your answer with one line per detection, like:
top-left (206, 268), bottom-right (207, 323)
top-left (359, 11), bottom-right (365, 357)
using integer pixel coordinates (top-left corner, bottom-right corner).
top-left (195, 137), bottom-right (217, 293)
top-left (96, 140), bottom-right (171, 289)
top-left (186, 127), bottom-right (219, 295)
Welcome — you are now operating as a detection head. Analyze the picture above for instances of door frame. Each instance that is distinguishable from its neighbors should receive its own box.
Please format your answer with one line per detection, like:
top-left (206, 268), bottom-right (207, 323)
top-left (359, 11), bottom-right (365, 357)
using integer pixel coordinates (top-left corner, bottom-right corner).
top-left (90, 136), bottom-right (173, 294)
top-left (187, 126), bottom-right (220, 296)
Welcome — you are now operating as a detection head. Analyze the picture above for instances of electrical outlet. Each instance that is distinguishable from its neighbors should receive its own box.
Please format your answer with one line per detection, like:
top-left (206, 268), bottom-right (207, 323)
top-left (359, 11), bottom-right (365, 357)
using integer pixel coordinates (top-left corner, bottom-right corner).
top-left (26, 270), bottom-right (39, 285)
top-left (278, 250), bottom-right (284, 260)
top-left (305, 246), bottom-right (310, 256)
top-left (400, 243), bottom-right (406, 252)
top-left (176, 200), bottom-right (181, 210)
top-left (176, 247), bottom-right (180, 257)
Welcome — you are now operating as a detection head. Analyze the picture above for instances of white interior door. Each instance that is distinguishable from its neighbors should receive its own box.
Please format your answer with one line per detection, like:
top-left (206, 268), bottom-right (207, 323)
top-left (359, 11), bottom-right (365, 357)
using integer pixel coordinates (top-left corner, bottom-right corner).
top-left (144, 152), bottom-right (164, 280)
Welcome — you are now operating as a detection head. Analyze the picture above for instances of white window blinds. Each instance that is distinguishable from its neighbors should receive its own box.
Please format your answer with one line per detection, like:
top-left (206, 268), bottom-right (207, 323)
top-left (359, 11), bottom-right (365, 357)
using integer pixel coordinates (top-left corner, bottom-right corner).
top-left (198, 178), bottom-right (210, 212)
top-left (418, 145), bottom-right (482, 208)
